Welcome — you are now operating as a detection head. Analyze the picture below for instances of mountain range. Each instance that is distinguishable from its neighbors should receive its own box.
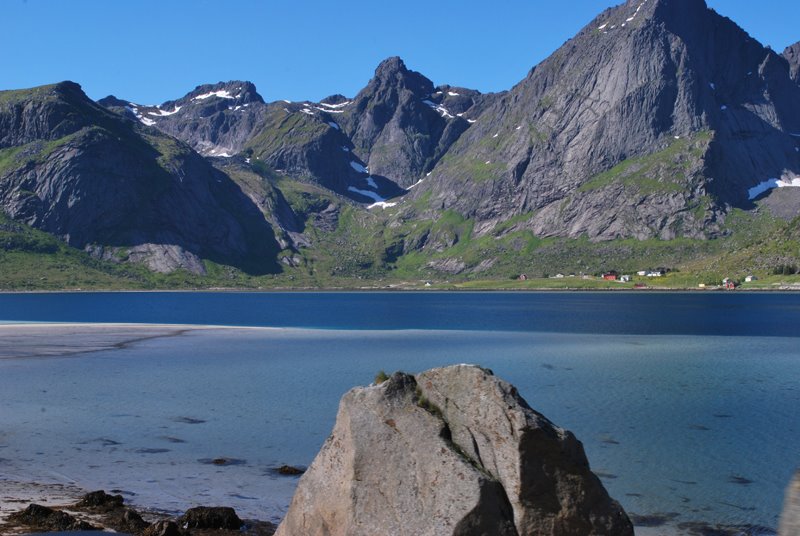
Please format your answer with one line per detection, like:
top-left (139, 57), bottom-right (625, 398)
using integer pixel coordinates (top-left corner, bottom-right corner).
top-left (1, 0), bottom-right (799, 288)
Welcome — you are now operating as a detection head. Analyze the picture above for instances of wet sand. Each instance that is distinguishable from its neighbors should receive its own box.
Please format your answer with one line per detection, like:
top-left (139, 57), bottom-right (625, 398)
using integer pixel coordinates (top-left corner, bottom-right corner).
top-left (0, 322), bottom-right (282, 360)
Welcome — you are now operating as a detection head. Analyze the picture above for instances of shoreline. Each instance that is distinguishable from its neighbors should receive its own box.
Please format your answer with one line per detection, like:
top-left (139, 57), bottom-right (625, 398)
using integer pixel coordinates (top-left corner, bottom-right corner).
top-left (0, 282), bottom-right (798, 294)
top-left (0, 478), bottom-right (744, 536)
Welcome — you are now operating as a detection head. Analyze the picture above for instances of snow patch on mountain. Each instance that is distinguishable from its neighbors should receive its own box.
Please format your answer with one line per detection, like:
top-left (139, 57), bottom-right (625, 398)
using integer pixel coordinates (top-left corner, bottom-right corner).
top-left (347, 186), bottom-right (384, 202)
top-left (193, 90), bottom-right (236, 101)
top-left (350, 162), bottom-right (368, 173)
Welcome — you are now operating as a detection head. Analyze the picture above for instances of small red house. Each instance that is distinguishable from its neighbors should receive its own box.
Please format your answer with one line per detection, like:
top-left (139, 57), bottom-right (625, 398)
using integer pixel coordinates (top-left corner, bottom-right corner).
top-left (602, 271), bottom-right (618, 281)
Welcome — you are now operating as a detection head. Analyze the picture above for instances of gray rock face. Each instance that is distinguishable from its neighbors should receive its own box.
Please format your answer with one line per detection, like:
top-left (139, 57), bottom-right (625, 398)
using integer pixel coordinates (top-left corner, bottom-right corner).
top-left (276, 365), bottom-right (632, 536)
top-left (338, 57), bottom-right (489, 188)
top-left (0, 82), bottom-right (281, 275)
top-left (780, 470), bottom-right (800, 536)
top-left (784, 42), bottom-right (800, 84)
top-left (100, 81), bottom-right (268, 158)
top-left (411, 0), bottom-right (800, 240)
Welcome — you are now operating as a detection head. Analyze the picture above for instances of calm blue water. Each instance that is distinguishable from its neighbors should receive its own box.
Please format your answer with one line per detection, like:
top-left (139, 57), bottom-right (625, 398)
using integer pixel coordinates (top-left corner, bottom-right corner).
top-left (1, 291), bottom-right (799, 336)
top-left (0, 292), bottom-right (798, 533)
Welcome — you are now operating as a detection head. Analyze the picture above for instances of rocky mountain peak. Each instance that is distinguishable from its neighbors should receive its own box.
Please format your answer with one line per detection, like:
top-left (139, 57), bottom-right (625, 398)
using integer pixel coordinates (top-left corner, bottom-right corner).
top-left (369, 56), bottom-right (434, 96)
top-left (374, 56), bottom-right (407, 77)
top-left (784, 41), bottom-right (800, 83)
top-left (163, 80), bottom-right (264, 110)
top-left (320, 94), bottom-right (350, 105)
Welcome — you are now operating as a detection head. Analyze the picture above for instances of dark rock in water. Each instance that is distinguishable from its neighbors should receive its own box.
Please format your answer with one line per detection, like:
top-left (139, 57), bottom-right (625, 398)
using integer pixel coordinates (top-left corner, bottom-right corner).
top-left (174, 416), bottom-right (207, 424)
top-left (74, 490), bottom-right (148, 533)
top-left (629, 512), bottom-right (679, 527)
top-left (276, 364), bottom-right (633, 536)
top-left (275, 465), bottom-right (304, 475)
top-left (8, 503), bottom-right (97, 531)
top-left (728, 475), bottom-right (755, 485)
top-left (117, 508), bottom-right (149, 533)
top-left (179, 506), bottom-right (243, 530)
top-left (678, 521), bottom-right (777, 535)
top-left (143, 519), bottom-right (183, 536)
top-left (780, 470), bottom-right (800, 536)
top-left (198, 457), bottom-right (246, 466)
top-left (76, 489), bottom-right (124, 510)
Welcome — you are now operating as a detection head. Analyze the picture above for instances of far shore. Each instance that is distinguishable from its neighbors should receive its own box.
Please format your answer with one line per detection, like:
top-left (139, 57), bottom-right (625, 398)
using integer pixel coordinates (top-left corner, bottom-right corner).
top-left (0, 281), bottom-right (799, 294)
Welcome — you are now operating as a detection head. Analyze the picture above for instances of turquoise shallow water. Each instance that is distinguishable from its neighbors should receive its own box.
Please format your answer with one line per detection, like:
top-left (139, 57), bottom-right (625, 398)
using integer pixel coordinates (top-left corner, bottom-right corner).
top-left (0, 292), bottom-right (798, 532)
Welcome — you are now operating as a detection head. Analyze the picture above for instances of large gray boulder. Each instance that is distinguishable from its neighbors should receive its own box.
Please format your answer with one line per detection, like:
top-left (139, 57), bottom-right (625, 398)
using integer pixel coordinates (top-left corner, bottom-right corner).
top-left (276, 365), bottom-right (632, 536)
top-left (780, 470), bottom-right (800, 536)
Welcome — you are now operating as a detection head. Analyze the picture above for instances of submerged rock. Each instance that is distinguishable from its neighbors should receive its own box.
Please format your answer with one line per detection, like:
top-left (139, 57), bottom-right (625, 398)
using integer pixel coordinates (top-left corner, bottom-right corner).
top-left (276, 364), bottom-right (633, 536)
top-left (780, 470), bottom-right (800, 536)
top-left (76, 489), bottom-right (125, 510)
top-left (179, 506), bottom-right (243, 530)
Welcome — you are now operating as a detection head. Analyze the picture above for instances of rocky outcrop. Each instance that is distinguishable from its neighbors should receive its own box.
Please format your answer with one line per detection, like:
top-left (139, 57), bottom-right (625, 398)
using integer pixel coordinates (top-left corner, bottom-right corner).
top-left (0, 82), bottom-right (281, 275)
top-left (780, 470), bottom-right (800, 536)
top-left (276, 365), bottom-right (632, 536)
top-left (8, 503), bottom-right (98, 532)
top-left (179, 506), bottom-right (243, 531)
top-left (784, 42), bottom-right (800, 84)
top-left (337, 57), bottom-right (487, 188)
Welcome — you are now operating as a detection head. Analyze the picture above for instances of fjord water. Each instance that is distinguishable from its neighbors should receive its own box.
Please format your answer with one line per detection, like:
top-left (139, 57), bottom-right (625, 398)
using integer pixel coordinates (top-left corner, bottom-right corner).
top-left (0, 292), bottom-right (798, 532)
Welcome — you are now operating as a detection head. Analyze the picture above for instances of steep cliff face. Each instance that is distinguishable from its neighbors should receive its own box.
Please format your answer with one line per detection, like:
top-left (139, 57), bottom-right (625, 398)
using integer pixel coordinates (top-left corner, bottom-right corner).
top-left (784, 42), bottom-right (800, 85)
top-left (0, 82), bottom-right (281, 274)
top-left (337, 57), bottom-right (491, 188)
top-left (409, 0), bottom-right (800, 240)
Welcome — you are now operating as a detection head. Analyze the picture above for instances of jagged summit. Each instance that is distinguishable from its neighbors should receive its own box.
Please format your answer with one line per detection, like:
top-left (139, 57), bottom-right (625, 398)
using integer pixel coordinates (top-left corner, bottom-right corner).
top-left (164, 80), bottom-right (264, 109)
top-left (785, 42), bottom-right (800, 83)
top-left (99, 80), bottom-right (270, 157)
top-left (365, 56), bottom-right (434, 96)
top-left (410, 0), bottom-right (800, 241)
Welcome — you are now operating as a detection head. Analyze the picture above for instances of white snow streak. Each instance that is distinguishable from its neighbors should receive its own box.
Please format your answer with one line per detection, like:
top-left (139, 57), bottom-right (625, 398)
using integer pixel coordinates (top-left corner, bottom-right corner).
top-left (348, 186), bottom-right (384, 202)
top-left (149, 106), bottom-right (182, 117)
top-left (350, 161), bottom-right (368, 174)
top-left (748, 178), bottom-right (800, 200)
top-left (193, 90), bottom-right (235, 101)
top-left (319, 101), bottom-right (351, 109)
top-left (368, 201), bottom-right (397, 209)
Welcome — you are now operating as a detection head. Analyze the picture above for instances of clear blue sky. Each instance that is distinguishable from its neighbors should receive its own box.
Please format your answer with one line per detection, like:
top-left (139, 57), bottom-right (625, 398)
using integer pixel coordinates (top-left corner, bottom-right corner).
top-left (1, 0), bottom-right (797, 105)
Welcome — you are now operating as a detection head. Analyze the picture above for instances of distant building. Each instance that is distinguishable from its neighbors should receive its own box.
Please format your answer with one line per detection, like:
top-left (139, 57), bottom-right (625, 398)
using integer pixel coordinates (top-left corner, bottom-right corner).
top-left (745, 275), bottom-right (757, 282)
top-left (722, 278), bottom-right (736, 290)
top-left (637, 270), bottom-right (648, 276)
top-left (647, 270), bottom-right (665, 278)
top-left (602, 271), bottom-right (619, 281)
top-left (554, 273), bottom-right (565, 279)
top-left (620, 275), bottom-right (632, 282)
top-left (518, 274), bottom-right (528, 281)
